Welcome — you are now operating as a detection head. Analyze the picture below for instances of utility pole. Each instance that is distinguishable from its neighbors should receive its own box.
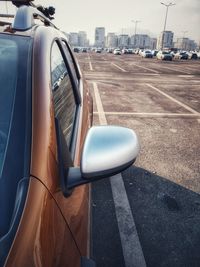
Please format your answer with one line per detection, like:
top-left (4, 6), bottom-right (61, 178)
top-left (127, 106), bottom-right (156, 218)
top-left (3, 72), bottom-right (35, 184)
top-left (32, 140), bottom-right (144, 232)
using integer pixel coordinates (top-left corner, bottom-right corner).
top-left (131, 20), bottom-right (141, 48)
top-left (160, 2), bottom-right (175, 49)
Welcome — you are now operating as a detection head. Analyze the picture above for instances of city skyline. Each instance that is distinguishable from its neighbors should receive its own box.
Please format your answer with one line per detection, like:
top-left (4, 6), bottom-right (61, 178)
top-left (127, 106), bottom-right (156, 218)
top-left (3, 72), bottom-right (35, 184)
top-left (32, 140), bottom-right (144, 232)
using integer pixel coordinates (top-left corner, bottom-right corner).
top-left (68, 29), bottom-right (197, 51)
top-left (1, 0), bottom-right (199, 43)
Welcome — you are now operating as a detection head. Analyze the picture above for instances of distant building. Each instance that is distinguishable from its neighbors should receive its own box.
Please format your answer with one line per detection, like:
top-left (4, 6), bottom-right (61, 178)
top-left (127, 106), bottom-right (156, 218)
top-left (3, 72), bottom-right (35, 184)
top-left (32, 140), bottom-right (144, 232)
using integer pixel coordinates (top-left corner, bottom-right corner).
top-left (150, 38), bottom-right (157, 50)
top-left (78, 31), bottom-right (88, 47)
top-left (68, 32), bottom-right (78, 46)
top-left (130, 34), bottom-right (151, 49)
top-left (174, 38), bottom-right (197, 51)
top-left (157, 31), bottom-right (174, 50)
top-left (118, 34), bottom-right (129, 48)
top-left (95, 27), bottom-right (105, 48)
top-left (106, 33), bottom-right (118, 48)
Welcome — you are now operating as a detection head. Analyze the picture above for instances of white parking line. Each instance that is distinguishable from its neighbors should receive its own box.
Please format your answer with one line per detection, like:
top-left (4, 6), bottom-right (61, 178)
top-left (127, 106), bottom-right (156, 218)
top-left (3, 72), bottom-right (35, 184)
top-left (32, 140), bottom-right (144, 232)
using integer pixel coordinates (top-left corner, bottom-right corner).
top-left (86, 73), bottom-right (160, 78)
top-left (89, 62), bottom-right (93, 71)
top-left (178, 75), bottom-right (194, 78)
top-left (161, 66), bottom-right (191, 75)
top-left (110, 174), bottom-right (147, 267)
top-left (146, 84), bottom-right (200, 115)
top-left (111, 63), bottom-right (127, 72)
top-left (92, 81), bottom-right (147, 267)
top-left (88, 55), bottom-right (93, 71)
top-left (177, 66), bottom-right (200, 72)
top-left (93, 82), bottom-right (106, 124)
top-left (131, 63), bottom-right (160, 74)
top-left (93, 111), bottom-right (200, 118)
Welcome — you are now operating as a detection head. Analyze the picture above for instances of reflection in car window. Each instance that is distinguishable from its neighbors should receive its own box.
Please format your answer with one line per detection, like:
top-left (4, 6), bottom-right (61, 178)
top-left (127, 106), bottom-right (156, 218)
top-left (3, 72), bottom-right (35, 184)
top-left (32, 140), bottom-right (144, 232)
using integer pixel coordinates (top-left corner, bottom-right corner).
top-left (0, 39), bottom-right (17, 174)
top-left (51, 42), bottom-right (76, 147)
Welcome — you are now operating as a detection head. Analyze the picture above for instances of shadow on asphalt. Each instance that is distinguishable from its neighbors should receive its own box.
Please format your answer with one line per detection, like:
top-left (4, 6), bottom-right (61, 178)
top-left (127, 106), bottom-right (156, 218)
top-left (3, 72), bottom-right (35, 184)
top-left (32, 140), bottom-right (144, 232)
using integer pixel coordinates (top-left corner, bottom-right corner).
top-left (91, 166), bottom-right (200, 267)
top-left (122, 166), bottom-right (200, 267)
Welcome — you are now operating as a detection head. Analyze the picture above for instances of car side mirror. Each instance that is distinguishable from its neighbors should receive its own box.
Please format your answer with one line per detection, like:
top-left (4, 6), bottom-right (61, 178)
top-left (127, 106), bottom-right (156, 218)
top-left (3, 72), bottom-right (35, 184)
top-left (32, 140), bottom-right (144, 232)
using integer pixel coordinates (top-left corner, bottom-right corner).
top-left (66, 126), bottom-right (140, 191)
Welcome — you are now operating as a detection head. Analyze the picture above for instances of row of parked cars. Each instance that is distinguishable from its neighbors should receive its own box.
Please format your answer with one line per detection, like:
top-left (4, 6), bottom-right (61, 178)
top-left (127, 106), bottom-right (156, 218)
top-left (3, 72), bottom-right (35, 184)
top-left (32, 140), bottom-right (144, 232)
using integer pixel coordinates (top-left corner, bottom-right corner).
top-left (139, 49), bottom-right (200, 61)
top-left (73, 46), bottom-right (200, 61)
top-left (73, 47), bottom-right (134, 55)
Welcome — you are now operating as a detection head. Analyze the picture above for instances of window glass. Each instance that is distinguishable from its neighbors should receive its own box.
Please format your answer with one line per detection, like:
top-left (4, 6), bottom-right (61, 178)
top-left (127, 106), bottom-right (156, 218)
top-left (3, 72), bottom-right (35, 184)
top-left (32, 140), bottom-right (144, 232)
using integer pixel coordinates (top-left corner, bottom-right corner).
top-left (0, 39), bottom-right (17, 173)
top-left (62, 41), bottom-right (79, 86)
top-left (51, 42), bottom-right (76, 147)
top-left (0, 34), bottom-right (32, 243)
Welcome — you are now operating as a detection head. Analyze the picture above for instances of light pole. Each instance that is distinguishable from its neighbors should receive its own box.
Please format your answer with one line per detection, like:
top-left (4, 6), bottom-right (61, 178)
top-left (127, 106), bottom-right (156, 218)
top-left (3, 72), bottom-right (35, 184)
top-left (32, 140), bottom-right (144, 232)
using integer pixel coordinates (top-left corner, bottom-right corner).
top-left (131, 20), bottom-right (141, 48)
top-left (181, 30), bottom-right (188, 50)
top-left (160, 2), bottom-right (175, 49)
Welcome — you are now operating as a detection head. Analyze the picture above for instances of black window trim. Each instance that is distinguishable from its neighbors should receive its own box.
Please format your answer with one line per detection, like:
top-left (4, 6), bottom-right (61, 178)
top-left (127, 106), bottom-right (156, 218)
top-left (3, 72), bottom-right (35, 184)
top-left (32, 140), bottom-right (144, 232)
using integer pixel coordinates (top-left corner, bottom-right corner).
top-left (50, 39), bottom-right (81, 161)
top-left (60, 38), bottom-right (81, 81)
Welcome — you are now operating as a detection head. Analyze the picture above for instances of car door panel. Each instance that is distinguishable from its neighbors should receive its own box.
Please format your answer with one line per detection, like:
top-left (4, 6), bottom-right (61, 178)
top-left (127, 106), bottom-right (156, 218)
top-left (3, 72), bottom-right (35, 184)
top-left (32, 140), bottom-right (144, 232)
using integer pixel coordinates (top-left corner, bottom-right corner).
top-left (5, 177), bottom-right (80, 267)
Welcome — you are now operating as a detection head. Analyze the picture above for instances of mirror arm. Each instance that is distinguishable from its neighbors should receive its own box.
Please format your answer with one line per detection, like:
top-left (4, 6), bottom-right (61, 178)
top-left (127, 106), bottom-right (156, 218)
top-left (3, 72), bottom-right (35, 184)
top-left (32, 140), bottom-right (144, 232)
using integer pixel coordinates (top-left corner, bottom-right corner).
top-left (67, 167), bottom-right (90, 190)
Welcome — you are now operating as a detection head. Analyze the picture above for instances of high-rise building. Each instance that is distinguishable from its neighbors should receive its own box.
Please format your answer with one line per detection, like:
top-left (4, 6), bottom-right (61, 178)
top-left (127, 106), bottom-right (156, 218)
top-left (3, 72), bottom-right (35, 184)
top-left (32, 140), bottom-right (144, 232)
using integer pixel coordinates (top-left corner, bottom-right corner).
top-left (150, 38), bottom-right (157, 50)
top-left (78, 31), bottom-right (88, 47)
top-left (118, 34), bottom-right (129, 48)
top-left (95, 27), bottom-right (105, 48)
top-left (174, 38), bottom-right (197, 51)
top-left (157, 31), bottom-right (174, 49)
top-left (106, 33), bottom-right (118, 48)
top-left (69, 32), bottom-right (78, 46)
top-left (130, 34), bottom-right (151, 48)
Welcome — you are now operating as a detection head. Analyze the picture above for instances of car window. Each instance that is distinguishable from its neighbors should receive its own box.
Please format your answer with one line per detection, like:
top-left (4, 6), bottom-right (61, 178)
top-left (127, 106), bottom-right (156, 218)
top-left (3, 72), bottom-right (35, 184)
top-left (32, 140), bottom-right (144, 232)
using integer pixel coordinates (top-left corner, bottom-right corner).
top-left (0, 34), bottom-right (32, 242)
top-left (0, 39), bottom-right (17, 173)
top-left (0, 36), bottom-right (31, 177)
top-left (51, 42), bottom-right (76, 148)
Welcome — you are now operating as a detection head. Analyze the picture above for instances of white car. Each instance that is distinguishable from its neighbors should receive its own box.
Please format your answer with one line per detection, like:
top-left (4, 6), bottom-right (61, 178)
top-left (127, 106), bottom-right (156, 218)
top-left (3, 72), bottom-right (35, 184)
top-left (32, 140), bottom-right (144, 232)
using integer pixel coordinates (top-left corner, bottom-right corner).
top-left (141, 50), bottom-right (153, 58)
top-left (113, 49), bottom-right (122, 55)
top-left (122, 48), bottom-right (128, 54)
top-left (156, 51), bottom-right (173, 61)
top-left (95, 48), bottom-right (102, 53)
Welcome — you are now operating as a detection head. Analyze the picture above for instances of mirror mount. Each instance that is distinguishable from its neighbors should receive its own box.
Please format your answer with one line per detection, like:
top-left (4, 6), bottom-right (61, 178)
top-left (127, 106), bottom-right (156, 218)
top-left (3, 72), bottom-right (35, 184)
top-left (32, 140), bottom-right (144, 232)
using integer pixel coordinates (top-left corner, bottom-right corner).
top-left (67, 167), bottom-right (88, 190)
top-left (67, 156), bottom-right (136, 191)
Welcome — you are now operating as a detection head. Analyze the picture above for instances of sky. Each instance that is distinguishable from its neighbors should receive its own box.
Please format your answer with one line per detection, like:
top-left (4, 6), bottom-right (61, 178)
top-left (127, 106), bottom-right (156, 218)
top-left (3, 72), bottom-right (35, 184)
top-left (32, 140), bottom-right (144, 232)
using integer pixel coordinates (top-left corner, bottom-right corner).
top-left (1, 0), bottom-right (200, 44)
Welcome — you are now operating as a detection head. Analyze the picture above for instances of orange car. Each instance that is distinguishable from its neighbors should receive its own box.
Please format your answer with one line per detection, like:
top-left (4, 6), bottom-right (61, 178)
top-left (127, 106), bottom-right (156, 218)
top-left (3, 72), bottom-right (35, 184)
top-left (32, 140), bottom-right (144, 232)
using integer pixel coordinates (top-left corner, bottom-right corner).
top-left (0, 1), bottom-right (140, 267)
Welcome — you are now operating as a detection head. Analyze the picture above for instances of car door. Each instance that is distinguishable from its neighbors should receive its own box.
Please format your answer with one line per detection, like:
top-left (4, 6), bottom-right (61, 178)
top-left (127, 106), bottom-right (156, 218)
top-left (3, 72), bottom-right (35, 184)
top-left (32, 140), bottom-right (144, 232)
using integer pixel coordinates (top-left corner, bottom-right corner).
top-left (49, 39), bottom-right (93, 257)
top-left (4, 177), bottom-right (81, 267)
top-left (29, 27), bottom-right (93, 264)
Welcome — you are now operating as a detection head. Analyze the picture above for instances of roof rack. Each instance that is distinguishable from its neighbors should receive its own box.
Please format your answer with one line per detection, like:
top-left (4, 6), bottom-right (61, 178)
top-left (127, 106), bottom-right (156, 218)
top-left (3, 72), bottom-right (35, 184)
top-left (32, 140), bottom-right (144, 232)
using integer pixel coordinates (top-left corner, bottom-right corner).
top-left (0, 1), bottom-right (57, 31)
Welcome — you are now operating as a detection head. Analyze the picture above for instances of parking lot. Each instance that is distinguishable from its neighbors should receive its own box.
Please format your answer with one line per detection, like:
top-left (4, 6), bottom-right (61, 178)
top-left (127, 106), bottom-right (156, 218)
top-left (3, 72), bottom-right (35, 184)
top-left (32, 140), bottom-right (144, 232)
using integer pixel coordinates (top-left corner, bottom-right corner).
top-left (77, 52), bottom-right (200, 267)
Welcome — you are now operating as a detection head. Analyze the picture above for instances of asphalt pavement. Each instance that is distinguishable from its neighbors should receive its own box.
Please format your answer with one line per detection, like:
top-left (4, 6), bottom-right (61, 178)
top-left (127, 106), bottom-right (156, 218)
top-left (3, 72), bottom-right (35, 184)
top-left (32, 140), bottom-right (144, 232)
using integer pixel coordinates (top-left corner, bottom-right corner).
top-left (77, 52), bottom-right (200, 267)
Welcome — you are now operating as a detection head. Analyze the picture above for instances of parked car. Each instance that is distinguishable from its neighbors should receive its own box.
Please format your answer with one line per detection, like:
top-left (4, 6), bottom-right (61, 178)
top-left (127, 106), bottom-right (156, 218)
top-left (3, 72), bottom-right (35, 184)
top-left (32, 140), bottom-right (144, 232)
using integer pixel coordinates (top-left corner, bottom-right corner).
top-left (81, 47), bottom-right (88, 53)
top-left (134, 49), bottom-right (140, 54)
top-left (107, 48), bottom-right (113, 53)
top-left (0, 2), bottom-right (140, 267)
top-left (188, 52), bottom-right (198, 60)
top-left (127, 48), bottom-right (134, 54)
top-left (122, 48), bottom-right (129, 54)
top-left (170, 51), bottom-right (176, 58)
top-left (73, 47), bottom-right (80, 53)
top-left (141, 50), bottom-right (153, 58)
top-left (151, 50), bottom-right (158, 56)
top-left (95, 48), bottom-right (102, 53)
top-left (174, 51), bottom-right (188, 60)
top-left (113, 48), bottom-right (122, 55)
top-left (156, 51), bottom-right (173, 61)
